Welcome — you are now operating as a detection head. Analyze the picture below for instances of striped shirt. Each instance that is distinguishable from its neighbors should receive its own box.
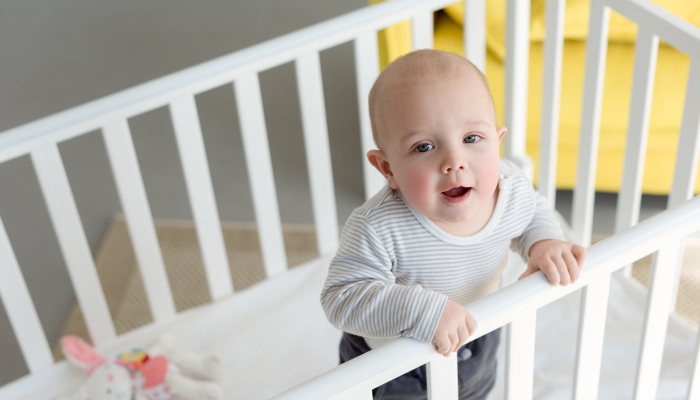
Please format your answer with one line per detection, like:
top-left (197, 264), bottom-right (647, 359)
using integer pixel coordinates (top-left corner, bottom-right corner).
top-left (320, 158), bottom-right (565, 349)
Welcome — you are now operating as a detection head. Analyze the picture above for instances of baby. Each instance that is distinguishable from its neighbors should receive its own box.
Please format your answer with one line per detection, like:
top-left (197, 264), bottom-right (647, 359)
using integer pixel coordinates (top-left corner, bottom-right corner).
top-left (321, 49), bottom-right (585, 399)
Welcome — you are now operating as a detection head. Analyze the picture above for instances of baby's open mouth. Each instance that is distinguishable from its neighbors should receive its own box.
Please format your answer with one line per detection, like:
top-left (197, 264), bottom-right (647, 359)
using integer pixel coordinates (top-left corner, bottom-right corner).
top-left (442, 186), bottom-right (470, 198)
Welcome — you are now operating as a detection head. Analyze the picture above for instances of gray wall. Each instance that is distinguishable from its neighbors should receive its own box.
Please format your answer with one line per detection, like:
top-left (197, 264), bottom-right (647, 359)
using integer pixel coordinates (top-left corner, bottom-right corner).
top-left (0, 0), bottom-right (367, 385)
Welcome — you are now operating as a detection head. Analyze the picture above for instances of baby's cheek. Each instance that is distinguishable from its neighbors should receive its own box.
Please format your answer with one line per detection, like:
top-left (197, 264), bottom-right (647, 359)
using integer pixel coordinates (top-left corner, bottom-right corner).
top-left (397, 170), bottom-right (434, 206)
top-left (478, 157), bottom-right (502, 187)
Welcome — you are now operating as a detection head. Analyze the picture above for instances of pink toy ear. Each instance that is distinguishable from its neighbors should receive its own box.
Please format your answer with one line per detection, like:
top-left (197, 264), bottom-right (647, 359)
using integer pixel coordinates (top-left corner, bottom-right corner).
top-left (61, 335), bottom-right (104, 370)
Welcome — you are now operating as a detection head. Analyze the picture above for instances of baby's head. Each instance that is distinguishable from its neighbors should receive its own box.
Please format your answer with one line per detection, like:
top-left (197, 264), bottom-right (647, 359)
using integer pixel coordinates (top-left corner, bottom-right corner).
top-left (366, 49), bottom-right (507, 235)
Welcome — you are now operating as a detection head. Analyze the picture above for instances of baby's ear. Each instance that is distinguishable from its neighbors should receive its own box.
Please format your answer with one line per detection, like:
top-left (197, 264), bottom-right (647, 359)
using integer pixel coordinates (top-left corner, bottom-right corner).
top-left (61, 335), bottom-right (105, 370)
top-left (366, 150), bottom-right (397, 189)
top-left (496, 126), bottom-right (507, 141)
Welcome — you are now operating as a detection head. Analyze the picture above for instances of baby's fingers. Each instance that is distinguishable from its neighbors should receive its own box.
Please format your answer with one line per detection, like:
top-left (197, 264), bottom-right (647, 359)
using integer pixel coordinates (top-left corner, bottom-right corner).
top-left (456, 323), bottom-right (470, 350)
top-left (540, 259), bottom-right (560, 286)
top-left (447, 331), bottom-right (459, 356)
top-left (464, 311), bottom-right (478, 336)
top-left (563, 251), bottom-right (581, 283)
top-left (554, 255), bottom-right (571, 286)
top-left (433, 335), bottom-right (451, 356)
top-left (572, 244), bottom-right (587, 267)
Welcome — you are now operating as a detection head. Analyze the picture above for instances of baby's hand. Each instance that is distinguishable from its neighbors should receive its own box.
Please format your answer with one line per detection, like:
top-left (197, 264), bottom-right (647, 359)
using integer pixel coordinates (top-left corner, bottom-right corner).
top-left (519, 239), bottom-right (586, 286)
top-left (431, 299), bottom-right (478, 357)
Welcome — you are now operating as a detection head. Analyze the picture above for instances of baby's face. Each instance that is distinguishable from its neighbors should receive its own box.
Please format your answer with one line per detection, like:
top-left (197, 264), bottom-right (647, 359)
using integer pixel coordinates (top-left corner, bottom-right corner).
top-left (371, 71), bottom-right (506, 233)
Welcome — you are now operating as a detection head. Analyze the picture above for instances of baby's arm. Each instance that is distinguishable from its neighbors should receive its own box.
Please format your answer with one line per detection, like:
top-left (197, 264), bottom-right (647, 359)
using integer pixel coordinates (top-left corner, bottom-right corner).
top-left (321, 213), bottom-right (447, 344)
top-left (512, 188), bottom-right (586, 285)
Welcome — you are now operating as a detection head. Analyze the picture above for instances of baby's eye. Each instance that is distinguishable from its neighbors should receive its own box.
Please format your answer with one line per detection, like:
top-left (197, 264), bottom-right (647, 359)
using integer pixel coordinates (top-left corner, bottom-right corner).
top-left (464, 135), bottom-right (481, 144)
top-left (414, 143), bottom-right (434, 153)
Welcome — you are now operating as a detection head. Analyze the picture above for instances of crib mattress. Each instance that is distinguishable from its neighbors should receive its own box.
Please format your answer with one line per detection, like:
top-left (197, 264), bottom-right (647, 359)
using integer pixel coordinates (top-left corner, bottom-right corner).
top-left (2, 244), bottom-right (697, 399)
top-left (1, 253), bottom-right (342, 400)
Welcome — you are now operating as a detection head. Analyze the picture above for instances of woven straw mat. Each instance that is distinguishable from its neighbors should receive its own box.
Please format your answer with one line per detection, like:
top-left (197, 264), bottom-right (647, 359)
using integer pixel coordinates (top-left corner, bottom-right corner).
top-left (53, 217), bottom-right (700, 361)
top-left (52, 215), bottom-right (320, 361)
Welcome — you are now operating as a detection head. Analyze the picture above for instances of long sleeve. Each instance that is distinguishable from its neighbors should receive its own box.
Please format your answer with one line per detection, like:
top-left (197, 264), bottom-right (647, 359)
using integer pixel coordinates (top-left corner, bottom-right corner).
top-left (510, 191), bottom-right (567, 262)
top-left (320, 212), bottom-right (447, 343)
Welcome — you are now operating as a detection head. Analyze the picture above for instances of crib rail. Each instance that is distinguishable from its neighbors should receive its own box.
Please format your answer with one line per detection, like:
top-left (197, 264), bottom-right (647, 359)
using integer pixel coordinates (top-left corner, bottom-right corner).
top-left (354, 31), bottom-right (383, 200)
top-left (537, 0), bottom-right (565, 208)
top-left (0, 0), bottom-right (453, 322)
top-left (572, 0), bottom-right (700, 247)
top-left (0, 0), bottom-right (508, 360)
top-left (0, 0), bottom-right (525, 382)
top-left (102, 120), bottom-right (177, 322)
top-left (276, 0), bottom-right (700, 398)
top-left (504, 0), bottom-right (534, 180)
top-left (0, 0), bottom-right (456, 166)
top-left (276, 194), bottom-right (700, 399)
top-left (0, 217), bottom-right (53, 373)
top-left (558, 3), bottom-right (700, 398)
top-left (296, 52), bottom-right (339, 256)
top-left (566, 1), bottom-right (700, 399)
top-left (2, 0), bottom-right (700, 396)
top-left (30, 146), bottom-right (118, 348)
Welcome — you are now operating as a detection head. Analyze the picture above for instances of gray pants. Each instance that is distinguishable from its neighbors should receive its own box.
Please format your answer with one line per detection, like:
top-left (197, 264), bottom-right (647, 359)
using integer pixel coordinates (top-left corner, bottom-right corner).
top-left (339, 329), bottom-right (500, 400)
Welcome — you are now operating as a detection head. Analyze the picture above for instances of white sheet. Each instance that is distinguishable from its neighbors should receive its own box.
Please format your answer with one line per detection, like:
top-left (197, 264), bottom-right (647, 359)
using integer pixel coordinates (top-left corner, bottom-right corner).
top-left (4, 241), bottom-right (697, 399)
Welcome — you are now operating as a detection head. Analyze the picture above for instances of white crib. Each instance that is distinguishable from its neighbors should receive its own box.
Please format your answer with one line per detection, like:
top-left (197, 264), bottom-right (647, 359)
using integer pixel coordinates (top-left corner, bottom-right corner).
top-left (0, 0), bottom-right (699, 398)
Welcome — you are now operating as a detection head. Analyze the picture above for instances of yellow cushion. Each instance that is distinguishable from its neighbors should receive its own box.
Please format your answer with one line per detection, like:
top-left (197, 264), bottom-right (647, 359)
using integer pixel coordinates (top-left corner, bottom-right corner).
top-left (445, 0), bottom-right (700, 57)
top-left (372, 0), bottom-right (700, 195)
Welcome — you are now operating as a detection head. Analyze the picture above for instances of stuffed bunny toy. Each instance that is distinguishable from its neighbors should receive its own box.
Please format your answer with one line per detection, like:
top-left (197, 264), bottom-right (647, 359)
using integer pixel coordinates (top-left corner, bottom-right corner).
top-left (60, 334), bottom-right (223, 400)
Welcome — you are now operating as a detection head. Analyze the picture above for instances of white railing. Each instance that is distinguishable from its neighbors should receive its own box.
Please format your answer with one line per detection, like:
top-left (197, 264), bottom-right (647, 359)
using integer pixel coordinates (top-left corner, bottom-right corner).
top-left (277, 0), bottom-right (700, 398)
top-left (275, 195), bottom-right (700, 399)
top-left (537, 0), bottom-right (565, 208)
top-left (0, 0), bottom-right (529, 384)
top-left (1, 0), bottom-right (699, 398)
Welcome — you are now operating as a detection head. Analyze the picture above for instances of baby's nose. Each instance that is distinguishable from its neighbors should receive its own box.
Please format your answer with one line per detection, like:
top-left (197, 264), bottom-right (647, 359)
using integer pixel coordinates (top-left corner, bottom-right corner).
top-left (441, 151), bottom-right (467, 173)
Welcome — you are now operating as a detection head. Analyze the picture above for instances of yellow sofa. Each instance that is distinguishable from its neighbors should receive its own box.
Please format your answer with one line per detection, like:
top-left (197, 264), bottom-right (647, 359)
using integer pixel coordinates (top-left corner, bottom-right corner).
top-left (372, 0), bottom-right (700, 195)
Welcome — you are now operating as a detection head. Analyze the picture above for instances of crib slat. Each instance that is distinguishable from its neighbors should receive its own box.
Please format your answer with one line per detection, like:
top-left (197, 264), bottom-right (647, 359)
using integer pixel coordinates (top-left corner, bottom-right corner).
top-left (615, 29), bottom-right (659, 277)
top-left (295, 52), bottom-right (339, 255)
top-left (689, 331), bottom-right (700, 399)
top-left (412, 11), bottom-right (433, 51)
top-left (633, 244), bottom-right (681, 400)
top-left (31, 144), bottom-right (116, 345)
top-left (170, 96), bottom-right (234, 298)
top-left (427, 352), bottom-right (458, 400)
top-left (667, 62), bottom-right (700, 307)
top-left (505, 310), bottom-right (536, 400)
top-left (615, 28), bottom-right (659, 229)
top-left (538, 0), bottom-right (565, 208)
top-left (464, 0), bottom-right (486, 71)
top-left (0, 214), bottom-right (53, 373)
top-left (234, 74), bottom-right (289, 277)
top-left (573, 274), bottom-right (611, 400)
top-left (666, 54), bottom-right (700, 212)
top-left (572, 0), bottom-right (610, 247)
top-left (354, 32), bottom-right (384, 200)
top-left (504, 0), bottom-right (533, 179)
top-left (102, 119), bottom-right (176, 321)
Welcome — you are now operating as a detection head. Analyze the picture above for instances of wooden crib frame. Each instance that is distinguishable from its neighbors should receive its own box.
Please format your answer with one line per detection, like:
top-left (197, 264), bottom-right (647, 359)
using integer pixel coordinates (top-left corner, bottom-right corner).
top-left (1, 0), bottom-right (699, 398)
